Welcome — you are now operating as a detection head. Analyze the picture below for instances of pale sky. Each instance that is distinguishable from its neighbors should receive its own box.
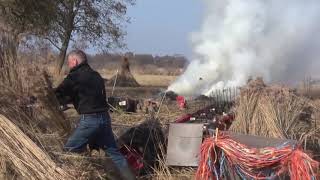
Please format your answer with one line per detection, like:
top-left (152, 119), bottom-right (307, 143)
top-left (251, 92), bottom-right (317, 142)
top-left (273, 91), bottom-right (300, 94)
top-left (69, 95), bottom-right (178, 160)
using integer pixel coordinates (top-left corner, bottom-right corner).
top-left (124, 0), bottom-right (203, 58)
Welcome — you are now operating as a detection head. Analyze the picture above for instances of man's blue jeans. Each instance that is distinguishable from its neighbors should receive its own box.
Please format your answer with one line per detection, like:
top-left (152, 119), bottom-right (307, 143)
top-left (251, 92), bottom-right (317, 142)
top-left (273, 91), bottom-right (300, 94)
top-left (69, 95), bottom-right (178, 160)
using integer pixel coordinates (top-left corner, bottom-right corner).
top-left (64, 112), bottom-right (129, 169)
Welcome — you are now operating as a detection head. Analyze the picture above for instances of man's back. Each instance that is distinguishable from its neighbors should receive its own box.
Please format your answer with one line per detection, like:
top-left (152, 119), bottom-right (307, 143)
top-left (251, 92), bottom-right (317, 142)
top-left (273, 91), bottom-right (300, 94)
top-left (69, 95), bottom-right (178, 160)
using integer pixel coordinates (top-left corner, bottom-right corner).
top-left (55, 63), bottom-right (108, 114)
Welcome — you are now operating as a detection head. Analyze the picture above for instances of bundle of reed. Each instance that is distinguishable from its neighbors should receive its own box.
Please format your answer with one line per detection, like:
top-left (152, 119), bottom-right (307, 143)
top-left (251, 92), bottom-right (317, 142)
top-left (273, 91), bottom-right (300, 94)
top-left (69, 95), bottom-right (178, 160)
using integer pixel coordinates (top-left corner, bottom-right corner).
top-left (0, 83), bottom-right (43, 139)
top-left (230, 78), bottom-right (312, 141)
top-left (0, 72), bottom-right (70, 137)
top-left (31, 70), bottom-right (71, 134)
top-left (0, 32), bottom-right (70, 135)
top-left (0, 114), bottom-right (72, 180)
top-left (0, 31), bottom-right (22, 92)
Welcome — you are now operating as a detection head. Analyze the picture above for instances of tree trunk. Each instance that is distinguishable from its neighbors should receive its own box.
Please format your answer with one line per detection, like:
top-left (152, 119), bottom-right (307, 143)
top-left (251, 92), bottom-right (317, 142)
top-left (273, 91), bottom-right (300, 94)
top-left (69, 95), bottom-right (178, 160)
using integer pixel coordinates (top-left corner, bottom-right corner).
top-left (54, 2), bottom-right (77, 75)
top-left (55, 29), bottom-right (72, 75)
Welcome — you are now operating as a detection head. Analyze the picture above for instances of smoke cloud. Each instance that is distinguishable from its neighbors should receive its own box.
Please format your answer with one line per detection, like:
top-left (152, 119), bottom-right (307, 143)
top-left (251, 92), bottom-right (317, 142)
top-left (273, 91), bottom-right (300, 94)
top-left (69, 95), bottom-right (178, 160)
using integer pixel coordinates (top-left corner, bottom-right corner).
top-left (168, 0), bottom-right (320, 97)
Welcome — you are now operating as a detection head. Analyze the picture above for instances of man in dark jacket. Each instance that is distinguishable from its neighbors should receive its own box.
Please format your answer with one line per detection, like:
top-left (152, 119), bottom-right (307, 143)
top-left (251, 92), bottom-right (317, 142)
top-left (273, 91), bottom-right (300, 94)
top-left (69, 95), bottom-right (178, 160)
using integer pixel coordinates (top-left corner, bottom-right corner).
top-left (55, 50), bottom-right (135, 180)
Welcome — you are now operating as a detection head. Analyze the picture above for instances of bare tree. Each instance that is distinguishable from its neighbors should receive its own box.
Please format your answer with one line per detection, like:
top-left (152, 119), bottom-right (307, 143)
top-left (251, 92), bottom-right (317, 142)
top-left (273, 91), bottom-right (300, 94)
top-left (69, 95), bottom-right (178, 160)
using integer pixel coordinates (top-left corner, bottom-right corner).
top-left (0, 0), bottom-right (57, 89)
top-left (0, 0), bottom-right (135, 74)
top-left (46, 0), bottom-right (134, 74)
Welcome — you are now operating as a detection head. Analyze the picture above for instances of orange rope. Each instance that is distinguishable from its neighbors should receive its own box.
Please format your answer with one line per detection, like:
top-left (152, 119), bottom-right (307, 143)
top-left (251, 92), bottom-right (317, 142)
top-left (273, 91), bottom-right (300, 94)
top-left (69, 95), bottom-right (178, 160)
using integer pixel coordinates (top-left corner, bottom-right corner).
top-left (196, 133), bottom-right (319, 180)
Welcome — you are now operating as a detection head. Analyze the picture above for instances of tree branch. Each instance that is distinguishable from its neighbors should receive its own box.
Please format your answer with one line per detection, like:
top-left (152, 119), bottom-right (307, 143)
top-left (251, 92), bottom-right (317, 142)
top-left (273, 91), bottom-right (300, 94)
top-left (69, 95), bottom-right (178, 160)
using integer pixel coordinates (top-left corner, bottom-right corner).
top-left (44, 37), bottom-right (62, 51)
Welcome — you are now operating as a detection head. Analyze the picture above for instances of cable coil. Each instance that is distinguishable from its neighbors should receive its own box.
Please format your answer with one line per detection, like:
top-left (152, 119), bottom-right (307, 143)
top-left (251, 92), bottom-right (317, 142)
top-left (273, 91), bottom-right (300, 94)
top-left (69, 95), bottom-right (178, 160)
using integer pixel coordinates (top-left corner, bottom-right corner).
top-left (196, 132), bottom-right (319, 180)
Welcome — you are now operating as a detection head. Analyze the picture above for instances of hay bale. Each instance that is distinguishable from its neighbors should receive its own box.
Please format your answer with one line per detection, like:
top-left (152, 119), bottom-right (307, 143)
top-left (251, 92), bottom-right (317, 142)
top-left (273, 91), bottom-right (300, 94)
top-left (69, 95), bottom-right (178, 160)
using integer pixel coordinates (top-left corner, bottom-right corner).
top-left (0, 114), bottom-right (72, 180)
top-left (108, 57), bottom-right (140, 87)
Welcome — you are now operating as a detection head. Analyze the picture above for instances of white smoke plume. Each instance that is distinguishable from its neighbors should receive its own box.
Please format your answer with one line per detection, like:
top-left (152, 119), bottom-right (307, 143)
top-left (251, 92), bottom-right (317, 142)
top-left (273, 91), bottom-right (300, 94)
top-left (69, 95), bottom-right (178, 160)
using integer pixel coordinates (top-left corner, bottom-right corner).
top-left (168, 0), bottom-right (320, 97)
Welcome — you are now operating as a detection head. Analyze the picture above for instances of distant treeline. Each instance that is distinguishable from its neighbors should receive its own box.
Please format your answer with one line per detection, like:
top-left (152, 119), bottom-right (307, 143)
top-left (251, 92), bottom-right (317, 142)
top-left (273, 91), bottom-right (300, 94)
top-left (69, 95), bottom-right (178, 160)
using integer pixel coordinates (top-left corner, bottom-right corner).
top-left (18, 50), bottom-right (189, 75)
top-left (89, 53), bottom-right (189, 75)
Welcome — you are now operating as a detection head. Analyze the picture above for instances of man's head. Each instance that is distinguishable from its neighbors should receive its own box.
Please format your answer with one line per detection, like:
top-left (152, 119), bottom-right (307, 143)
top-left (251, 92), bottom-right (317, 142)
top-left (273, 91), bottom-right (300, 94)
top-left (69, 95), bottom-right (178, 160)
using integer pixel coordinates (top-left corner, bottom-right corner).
top-left (67, 50), bottom-right (87, 69)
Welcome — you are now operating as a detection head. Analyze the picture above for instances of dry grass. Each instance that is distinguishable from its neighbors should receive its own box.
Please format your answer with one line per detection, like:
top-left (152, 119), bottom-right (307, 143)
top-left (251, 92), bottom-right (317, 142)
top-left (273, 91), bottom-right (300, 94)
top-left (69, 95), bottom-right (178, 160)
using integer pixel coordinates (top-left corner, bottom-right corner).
top-left (106, 98), bottom-right (199, 179)
top-left (0, 33), bottom-right (191, 180)
top-left (0, 31), bottom-right (22, 92)
top-left (230, 78), bottom-right (320, 155)
top-left (3, 32), bottom-right (317, 179)
top-left (0, 115), bottom-right (71, 180)
top-left (0, 34), bottom-right (69, 137)
top-left (148, 144), bottom-right (195, 180)
top-left (0, 35), bottom-right (114, 179)
top-left (100, 71), bottom-right (178, 87)
top-left (134, 74), bottom-right (177, 87)
top-left (231, 89), bottom-right (309, 139)
top-left (0, 67), bottom-right (71, 134)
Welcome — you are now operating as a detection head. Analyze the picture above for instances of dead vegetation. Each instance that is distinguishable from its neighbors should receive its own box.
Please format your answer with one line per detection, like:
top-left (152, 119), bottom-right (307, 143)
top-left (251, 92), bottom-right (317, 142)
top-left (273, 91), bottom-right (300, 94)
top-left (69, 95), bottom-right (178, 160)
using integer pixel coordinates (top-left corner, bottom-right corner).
top-left (1, 32), bottom-right (319, 179)
top-left (230, 78), bottom-right (320, 155)
top-left (0, 115), bottom-right (71, 180)
top-left (108, 57), bottom-right (140, 87)
top-left (147, 142), bottom-right (195, 180)
top-left (0, 36), bottom-right (71, 179)
top-left (0, 35), bottom-right (112, 179)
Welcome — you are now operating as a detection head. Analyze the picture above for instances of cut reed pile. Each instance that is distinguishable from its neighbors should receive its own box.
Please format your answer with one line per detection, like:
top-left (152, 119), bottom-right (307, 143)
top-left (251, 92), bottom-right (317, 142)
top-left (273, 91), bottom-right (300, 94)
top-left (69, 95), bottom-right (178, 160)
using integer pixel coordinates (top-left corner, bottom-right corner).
top-left (230, 78), bottom-right (320, 153)
top-left (108, 57), bottom-right (140, 87)
top-left (0, 72), bottom-right (70, 134)
top-left (0, 115), bottom-right (72, 180)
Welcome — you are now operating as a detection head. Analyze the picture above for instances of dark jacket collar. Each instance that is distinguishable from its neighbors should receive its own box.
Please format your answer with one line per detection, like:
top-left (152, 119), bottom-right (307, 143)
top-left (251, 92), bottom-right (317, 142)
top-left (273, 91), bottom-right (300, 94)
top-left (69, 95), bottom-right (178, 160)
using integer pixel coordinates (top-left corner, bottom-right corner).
top-left (70, 62), bottom-right (90, 73)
